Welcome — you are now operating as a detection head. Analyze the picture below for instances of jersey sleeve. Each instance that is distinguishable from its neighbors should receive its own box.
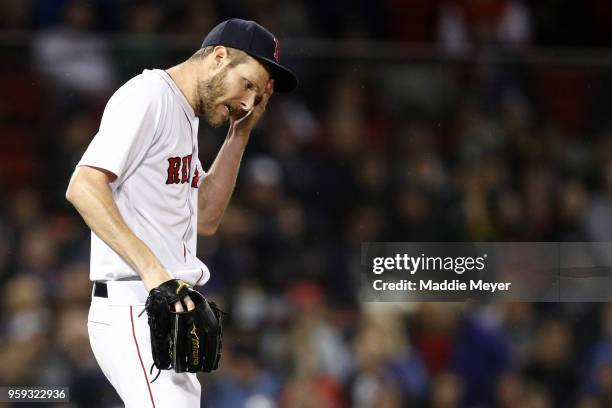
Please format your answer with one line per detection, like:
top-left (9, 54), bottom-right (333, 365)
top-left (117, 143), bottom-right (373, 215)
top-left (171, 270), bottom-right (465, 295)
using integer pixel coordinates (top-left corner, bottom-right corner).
top-left (78, 76), bottom-right (165, 188)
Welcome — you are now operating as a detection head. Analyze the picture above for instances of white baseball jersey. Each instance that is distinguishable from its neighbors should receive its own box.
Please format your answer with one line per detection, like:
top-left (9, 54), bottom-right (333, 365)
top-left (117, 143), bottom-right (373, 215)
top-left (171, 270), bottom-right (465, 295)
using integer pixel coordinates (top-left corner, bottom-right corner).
top-left (78, 69), bottom-right (210, 286)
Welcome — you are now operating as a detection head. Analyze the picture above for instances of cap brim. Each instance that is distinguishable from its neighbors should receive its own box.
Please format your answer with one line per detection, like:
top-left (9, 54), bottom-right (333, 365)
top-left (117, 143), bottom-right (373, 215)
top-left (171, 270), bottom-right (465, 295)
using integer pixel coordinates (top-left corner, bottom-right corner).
top-left (255, 56), bottom-right (298, 93)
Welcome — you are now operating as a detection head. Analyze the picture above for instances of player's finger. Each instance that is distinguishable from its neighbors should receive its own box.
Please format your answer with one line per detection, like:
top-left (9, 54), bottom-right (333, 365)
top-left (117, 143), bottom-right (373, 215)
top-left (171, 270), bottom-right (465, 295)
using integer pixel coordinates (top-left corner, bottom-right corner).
top-left (265, 80), bottom-right (274, 98)
top-left (184, 295), bottom-right (196, 311)
top-left (233, 107), bottom-right (254, 124)
top-left (259, 81), bottom-right (274, 109)
top-left (173, 300), bottom-right (184, 313)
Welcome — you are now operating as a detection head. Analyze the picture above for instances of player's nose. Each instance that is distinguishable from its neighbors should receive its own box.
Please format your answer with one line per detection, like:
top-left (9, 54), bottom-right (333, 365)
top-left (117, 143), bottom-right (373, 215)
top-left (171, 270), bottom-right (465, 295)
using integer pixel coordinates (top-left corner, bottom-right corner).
top-left (240, 93), bottom-right (257, 111)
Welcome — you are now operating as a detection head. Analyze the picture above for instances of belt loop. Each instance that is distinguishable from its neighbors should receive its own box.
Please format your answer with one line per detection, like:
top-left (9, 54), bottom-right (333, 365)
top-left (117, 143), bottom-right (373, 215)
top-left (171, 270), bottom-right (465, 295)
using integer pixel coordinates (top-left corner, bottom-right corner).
top-left (93, 281), bottom-right (108, 298)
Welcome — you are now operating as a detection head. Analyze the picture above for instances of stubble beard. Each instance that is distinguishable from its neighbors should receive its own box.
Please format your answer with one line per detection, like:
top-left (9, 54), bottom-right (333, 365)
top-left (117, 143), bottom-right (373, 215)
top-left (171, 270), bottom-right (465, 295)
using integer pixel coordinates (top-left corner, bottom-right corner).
top-left (195, 67), bottom-right (228, 128)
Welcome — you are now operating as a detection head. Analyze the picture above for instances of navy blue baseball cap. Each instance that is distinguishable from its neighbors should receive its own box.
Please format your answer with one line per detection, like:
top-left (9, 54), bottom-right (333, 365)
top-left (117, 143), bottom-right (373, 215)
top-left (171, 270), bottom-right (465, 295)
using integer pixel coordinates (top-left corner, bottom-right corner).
top-left (202, 19), bottom-right (298, 92)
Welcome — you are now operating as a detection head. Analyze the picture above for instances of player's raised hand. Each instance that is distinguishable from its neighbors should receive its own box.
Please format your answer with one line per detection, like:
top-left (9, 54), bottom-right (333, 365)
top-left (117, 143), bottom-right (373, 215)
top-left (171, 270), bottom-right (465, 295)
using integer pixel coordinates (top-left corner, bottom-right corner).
top-left (230, 79), bottom-right (274, 136)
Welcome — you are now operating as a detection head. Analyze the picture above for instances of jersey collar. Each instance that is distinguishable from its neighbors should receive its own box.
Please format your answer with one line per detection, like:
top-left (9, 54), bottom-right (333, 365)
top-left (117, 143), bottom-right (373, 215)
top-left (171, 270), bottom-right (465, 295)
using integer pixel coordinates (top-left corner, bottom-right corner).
top-left (149, 69), bottom-right (196, 120)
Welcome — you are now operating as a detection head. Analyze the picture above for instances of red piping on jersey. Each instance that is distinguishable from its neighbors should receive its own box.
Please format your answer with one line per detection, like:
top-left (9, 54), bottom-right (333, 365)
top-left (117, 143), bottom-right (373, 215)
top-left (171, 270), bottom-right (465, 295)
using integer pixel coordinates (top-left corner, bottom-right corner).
top-left (130, 306), bottom-right (156, 408)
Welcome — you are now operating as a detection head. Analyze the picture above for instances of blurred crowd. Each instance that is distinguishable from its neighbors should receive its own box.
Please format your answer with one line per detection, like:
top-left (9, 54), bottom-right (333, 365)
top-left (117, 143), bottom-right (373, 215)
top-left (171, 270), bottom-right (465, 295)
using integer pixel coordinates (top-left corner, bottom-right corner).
top-left (3, 1), bottom-right (612, 407)
top-left (2, 0), bottom-right (612, 47)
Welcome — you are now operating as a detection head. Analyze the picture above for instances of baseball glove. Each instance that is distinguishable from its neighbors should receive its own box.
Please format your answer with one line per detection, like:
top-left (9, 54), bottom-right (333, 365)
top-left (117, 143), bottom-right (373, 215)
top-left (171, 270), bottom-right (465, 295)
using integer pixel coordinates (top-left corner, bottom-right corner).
top-left (143, 279), bottom-right (225, 382)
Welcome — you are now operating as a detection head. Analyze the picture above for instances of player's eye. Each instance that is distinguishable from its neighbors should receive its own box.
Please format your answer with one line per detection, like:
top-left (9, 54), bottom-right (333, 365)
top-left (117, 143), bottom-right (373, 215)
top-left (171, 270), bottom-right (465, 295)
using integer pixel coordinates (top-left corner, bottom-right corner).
top-left (245, 80), bottom-right (254, 91)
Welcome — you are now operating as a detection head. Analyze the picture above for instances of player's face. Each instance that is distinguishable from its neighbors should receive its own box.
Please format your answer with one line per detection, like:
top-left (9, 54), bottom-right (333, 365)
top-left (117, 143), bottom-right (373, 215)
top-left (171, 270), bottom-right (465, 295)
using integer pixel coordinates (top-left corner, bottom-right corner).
top-left (196, 57), bottom-right (270, 127)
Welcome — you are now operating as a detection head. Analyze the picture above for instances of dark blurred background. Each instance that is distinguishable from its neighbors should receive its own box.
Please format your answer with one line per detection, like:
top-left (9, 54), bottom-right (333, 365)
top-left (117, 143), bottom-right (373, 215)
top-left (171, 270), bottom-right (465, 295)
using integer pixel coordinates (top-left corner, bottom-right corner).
top-left (2, 0), bottom-right (612, 407)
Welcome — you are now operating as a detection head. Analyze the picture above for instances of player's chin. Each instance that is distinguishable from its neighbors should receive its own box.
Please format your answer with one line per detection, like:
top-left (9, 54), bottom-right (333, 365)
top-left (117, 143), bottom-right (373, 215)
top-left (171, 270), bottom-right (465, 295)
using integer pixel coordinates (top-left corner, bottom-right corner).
top-left (207, 117), bottom-right (227, 128)
top-left (206, 108), bottom-right (230, 128)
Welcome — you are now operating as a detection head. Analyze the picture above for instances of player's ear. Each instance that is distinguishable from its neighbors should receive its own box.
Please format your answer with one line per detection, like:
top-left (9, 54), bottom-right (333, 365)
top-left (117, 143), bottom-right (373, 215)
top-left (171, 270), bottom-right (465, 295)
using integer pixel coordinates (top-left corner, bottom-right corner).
top-left (211, 46), bottom-right (228, 69)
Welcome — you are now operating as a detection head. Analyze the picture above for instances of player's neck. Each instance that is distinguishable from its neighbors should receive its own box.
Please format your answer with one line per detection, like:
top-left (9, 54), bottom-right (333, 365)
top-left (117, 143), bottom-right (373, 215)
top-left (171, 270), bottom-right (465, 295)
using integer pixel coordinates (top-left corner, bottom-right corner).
top-left (165, 62), bottom-right (200, 113)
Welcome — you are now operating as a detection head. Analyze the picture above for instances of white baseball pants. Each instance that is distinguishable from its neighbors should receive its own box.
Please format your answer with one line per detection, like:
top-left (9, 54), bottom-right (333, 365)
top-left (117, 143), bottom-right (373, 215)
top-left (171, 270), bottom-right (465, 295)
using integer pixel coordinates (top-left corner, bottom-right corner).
top-left (87, 281), bottom-right (201, 408)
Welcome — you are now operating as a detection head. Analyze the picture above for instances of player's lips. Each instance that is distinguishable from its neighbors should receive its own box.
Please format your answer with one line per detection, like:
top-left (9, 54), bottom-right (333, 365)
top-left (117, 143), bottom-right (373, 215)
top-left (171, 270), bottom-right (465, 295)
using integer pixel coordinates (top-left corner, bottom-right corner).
top-left (220, 104), bottom-right (230, 119)
top-left (222, 103), bottom-right (248, 120)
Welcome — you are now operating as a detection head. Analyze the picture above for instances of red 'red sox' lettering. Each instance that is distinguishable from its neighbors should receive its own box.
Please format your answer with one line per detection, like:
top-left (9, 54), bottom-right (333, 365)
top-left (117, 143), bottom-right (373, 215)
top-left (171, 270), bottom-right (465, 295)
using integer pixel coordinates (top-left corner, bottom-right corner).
top-left (191, 168), bottom-right (200, 188)
top-left (181, 155), bottom-right (192, 183)
top-left (166, 154), bottom-right (197, 187)
top-left (166, 157), bottom-right (181, 184)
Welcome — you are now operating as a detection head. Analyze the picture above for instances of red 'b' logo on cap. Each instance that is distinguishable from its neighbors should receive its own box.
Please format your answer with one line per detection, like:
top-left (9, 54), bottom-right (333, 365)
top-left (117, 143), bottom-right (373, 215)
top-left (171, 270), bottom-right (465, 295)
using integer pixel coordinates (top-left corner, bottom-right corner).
top-left (273, 37), bottom-right (280, 62)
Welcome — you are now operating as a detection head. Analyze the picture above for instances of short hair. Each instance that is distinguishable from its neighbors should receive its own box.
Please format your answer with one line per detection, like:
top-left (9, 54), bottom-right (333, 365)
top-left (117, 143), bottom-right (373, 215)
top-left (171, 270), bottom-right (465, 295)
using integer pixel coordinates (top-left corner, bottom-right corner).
top-left (188, 46), bottom-right (250, 67)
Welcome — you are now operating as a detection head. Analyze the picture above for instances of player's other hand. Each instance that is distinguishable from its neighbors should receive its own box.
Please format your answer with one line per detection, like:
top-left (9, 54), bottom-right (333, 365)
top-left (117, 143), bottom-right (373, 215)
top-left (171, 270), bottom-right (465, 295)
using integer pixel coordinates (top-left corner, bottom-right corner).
top-left (147, 278), bottom-right (197, 312)
top-left (173, 295), bottom-right (195, 312)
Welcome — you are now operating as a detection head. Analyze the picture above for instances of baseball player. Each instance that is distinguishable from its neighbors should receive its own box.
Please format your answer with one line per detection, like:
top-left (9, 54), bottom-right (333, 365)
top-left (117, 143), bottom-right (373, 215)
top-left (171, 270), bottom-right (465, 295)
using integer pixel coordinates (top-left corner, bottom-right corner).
top-left (65, 19), bottom-right (297, 407)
